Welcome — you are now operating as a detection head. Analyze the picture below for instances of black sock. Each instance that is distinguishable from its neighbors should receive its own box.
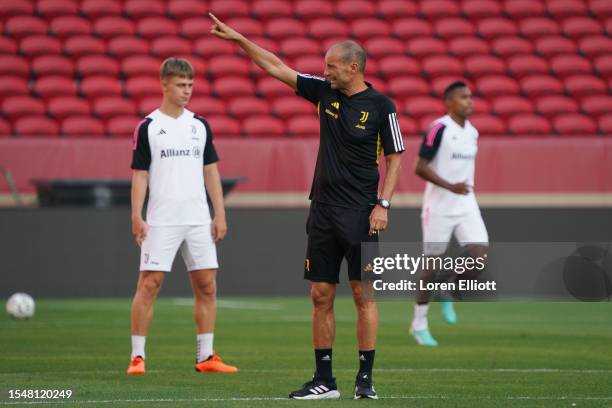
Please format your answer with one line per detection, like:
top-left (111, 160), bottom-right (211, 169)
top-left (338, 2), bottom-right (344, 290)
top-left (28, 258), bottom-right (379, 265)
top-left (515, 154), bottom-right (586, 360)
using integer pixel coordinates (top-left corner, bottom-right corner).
top-left (314, 349), bottom-right (332, 380)
top-left (358, 350), bottom-right (375, 374)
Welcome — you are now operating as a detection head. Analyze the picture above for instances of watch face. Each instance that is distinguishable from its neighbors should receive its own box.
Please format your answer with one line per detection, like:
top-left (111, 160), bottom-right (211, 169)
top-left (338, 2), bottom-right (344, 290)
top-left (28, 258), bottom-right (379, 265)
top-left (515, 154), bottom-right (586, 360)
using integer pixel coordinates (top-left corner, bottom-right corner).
top-left (379, 199), bottom-right (390, 209)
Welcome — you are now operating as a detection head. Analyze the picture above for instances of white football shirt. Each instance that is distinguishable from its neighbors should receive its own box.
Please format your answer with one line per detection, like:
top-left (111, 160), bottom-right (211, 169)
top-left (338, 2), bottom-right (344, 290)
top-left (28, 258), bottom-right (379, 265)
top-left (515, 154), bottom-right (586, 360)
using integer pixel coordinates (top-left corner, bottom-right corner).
top-left (131, 108), bottom-right (219, 226)
top-left (419, 115), bottom-right (480, 216)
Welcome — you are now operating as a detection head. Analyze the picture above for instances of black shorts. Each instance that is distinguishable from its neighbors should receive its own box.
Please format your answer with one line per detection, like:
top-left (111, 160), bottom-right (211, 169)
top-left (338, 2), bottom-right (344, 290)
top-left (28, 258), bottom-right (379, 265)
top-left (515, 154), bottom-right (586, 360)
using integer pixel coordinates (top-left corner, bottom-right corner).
top-left (304, 201), bottom-right (378, 284)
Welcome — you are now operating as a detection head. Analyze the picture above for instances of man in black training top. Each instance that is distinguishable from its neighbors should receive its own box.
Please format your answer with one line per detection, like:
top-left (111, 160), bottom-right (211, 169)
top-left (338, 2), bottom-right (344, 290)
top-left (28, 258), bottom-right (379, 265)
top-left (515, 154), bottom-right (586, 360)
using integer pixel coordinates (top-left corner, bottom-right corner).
top-left (210, 13), bottom-right (404, 400)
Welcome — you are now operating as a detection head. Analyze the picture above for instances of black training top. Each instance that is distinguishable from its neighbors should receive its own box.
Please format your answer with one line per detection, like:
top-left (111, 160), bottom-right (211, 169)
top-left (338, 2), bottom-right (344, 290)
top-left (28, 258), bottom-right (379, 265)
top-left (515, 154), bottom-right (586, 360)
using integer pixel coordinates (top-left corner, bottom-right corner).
top-left (296, 74), bottom-right (405, 209)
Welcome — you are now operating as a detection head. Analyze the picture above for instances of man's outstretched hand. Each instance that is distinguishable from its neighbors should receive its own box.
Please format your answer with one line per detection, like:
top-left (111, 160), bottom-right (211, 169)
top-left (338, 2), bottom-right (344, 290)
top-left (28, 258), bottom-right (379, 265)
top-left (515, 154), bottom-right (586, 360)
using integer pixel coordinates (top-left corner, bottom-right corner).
top-left (209, 13), bottom-right (242, 41)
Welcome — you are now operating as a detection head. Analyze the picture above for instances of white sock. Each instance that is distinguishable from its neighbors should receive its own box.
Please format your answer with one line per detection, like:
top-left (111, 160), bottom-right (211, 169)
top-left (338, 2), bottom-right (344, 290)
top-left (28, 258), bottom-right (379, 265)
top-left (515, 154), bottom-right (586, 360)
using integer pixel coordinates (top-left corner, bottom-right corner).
top-left (197, 333), bottom-right (214, 362)
top-left (412, 304), bottom-right (430, 331)
top-left (131, 335), bottom-right (146, 359)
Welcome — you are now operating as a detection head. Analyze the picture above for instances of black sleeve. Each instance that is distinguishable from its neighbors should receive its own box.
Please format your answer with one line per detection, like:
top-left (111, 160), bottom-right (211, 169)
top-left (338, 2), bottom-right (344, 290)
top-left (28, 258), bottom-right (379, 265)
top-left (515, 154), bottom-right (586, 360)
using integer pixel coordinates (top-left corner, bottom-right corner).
top-left (378, 97), bottom-right (405, 155)
top-left (196, 115), bottom-right (219, 165)
top-left (418, 123), bottom-right (446, 161)
top-left (131, 118), bottom-right (152, 170)
top-left (296, 73), bottom-right (331, 105)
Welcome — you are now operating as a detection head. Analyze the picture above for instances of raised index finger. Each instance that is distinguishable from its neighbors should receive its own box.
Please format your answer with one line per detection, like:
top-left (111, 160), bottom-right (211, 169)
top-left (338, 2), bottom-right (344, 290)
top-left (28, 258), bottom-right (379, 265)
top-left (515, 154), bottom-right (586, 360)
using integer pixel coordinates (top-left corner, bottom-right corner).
top-left (208, 12), bottom-right (222, 24)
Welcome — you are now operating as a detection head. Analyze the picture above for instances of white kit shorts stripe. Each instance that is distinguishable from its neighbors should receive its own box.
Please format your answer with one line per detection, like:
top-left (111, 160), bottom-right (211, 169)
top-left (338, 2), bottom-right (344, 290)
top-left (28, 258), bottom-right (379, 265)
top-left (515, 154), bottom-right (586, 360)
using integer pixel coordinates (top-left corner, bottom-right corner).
top-left (140, 225), bottom-right (218, 272)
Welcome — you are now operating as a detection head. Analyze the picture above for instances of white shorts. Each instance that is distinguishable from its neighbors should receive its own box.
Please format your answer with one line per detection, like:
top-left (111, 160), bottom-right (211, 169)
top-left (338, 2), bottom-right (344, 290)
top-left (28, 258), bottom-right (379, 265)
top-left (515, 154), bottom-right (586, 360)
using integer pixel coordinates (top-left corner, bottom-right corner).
top-left (140, 225), bottom-right (218, 272)
top-left (422, 210), bottom-right (489, 255)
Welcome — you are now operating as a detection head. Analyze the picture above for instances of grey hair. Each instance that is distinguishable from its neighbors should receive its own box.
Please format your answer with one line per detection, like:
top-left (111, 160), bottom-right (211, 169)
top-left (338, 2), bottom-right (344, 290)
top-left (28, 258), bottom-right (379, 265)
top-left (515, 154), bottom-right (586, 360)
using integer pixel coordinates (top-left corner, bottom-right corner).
top-left (330, 41), bottom-right (367, 73)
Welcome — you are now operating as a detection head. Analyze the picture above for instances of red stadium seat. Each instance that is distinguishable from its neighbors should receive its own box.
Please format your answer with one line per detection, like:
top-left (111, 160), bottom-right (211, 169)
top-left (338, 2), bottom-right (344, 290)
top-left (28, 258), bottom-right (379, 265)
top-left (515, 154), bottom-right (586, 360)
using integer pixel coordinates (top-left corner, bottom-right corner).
top-left (477, 18), bottom-right (518, 38)
top-left (228, 97), bottom-right (271, 119)
top-left (462, 0), bottom-right (502, 20)
top-left (34, 76), bottom-right (78, 99)
top-left (378, 0), bottom-right (417, 19)
top-left (535, 95), bottom-right (579, 117)
top-left (435, 18), bottom-right (476, 38)
top-left (580, 95), bottom-right (612, 117)
top-left (404, 97), bottom-right (446, 117)
top-left (449, 37), bottom-right (490, 57)
top-left (550, 55), bottom-right (593, 77)
top-left (431, 77), bottom-right (473, 96)
top-left (76, 55), bottom-right (119, 77)
top-left (107, 115), bottom-right (141, 138)
top-left (591, 0), bottom-right (612, 18)
top-left (578, 36), bottom-right (612, 58)
top-left (504, 0), bottom-right (545, 19)
top-left (287, 115), bottom-right (319, 137)
top-left (508, 114), bottom-right (552, 135)
top-left (193, 38), bottom-right (237, 58)
top-left (294, 0), bottom-right (335, 20)
top-left (547, 0), bottom-right (587, 18)
top-left (535, 36), bottom-right (577, 57)
top-left (293, 56), bottom-right (325, 75)
top-left (20, 36), bottom-right (62, 57)
top-left (64, 36), bottom-right (106, 58)
top-left (272, 97), bottom-right (315, 118)
top-left (418, 115), bottom-right (444, 133)
top-left (209, 0), bottom-right (250, 19)
top-left (32, 55), bottom-right (75, 77)
top-left (93, 97), bottom-right (136, 120)
top-left (520, 75), bottom-right (564, 97)
top-left (108, 36), bottom-right (149, 58)
top-left (167, 0), bottom-right (208, 19)
top-left (266, 19), bottom-right (306, 39)
top-left (243, 117), bottom-right (286, 138)
top-left (205, 115), bottom-right (241, 137)
top-left (594, 55), bottom-right (612, 77)
top-left (48, 96), bottom-right (91, 119)
top-left (137, 17), bottom-right (178, 39)
top-left (208, 55), bottom-right (250, 78)
top-left (606, 18), bottom-right (612, 35)
top-left (80, 76), bottom-right (122, 99)
top-left (257, 77), bottom-right (295, 98)
top-left (562, 17), bottom-right (603, 38)
top-left (49, 16), bottom-right (92, 39)
top-left (520, 18), bottom-right (561, 39)
top-left (214, 77), bottom-right (256, 97)
top-left (464, 55), bottom-right (506, 77)
top-left (242, 37), bottom-right (279, 56)
top-left (15, 116), bottom-right (60, 137)
top-left (2, 96), bottom-right (46, 120)
top-left (392, 19), bottom-right (433, 39)
top-left (0, 76), bottom-right (29, 97)
top-left (476, 76), bottom-right (520, 97)
top-left (188, 97), bottom-right (226, 116)
top-left (125, 77), bottom-right (160, 99)
top-left (471, 97), bottom-right (492, 114)
top-left (397, 114), bottom-right (416, 136)
top-left (365, 38), bottom-right (404, 58)
top-left (227, 18), bottom-right (265, 37)
top-left (308, 19), bottom-right (349, 39)
top-left (138, 97), bottom-right (161, 115)
top-left (61, 116), bottom-right (105, 137)
top-left (508, 55), bottom-right (550, 77)
top-left (0, 0), bottom-right (34, 18)
top-left (189, 78), bottom-right (212, 97)
top-left (420, 0), bottom-right (459, 19)
top-left (366, 76), bottom-right (387, 94)
top-left (0, 118), bottom-right (11, 136)
top-left (378, 56), bottom-right (420, 78)
top-left (422, 56), bottom-right (463, 78)
top-left (0, 37), bottom-right (17, 54)
top-left (565, 75), bottom-right (607, 96)
top-left (351, 19), bottom-right (391, 40)
top-left (121, 55), bottom-right (161, 77)
top-left (387, 77), bottom-right (430, 97)
top-left (37, 0), bottom-right (78, 17)
top-left (598, 116), bottom-right (612, 134)
top-left (491, 37), bottom-right (534, 57)
top-left (553, 114), bottom-right (597, 135)
top-left (94, 17), bottom-right (136, 39)
top-left (337, 0), bottom-right (376, 19)
top-left (0, 55), bottom-right (29, 78)
top-left (492, 96), bottom-right (535, 117)
top-left (151, 36), bottom-right (192, 58)
top-left (5, 16), bottom-right (47, 39)
top-left (252, 0), bottom-right (293, 19)
top-left (280, 38), bottom-right (320, 58)
top-left (180, 17), bottom-right (213, 40)
top-left (81, 0), bottom-right (121, 18)
top-left (407, 37), bottom-right (449, 58)
top-left (124, 0), bottom-right (165, 18)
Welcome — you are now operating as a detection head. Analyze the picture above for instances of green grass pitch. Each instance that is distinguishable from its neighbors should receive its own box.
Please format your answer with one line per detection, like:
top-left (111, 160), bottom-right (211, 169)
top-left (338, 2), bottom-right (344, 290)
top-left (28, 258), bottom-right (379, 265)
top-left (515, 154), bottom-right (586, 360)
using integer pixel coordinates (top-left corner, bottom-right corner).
top-left (1, 298), bottom-right (611, 407)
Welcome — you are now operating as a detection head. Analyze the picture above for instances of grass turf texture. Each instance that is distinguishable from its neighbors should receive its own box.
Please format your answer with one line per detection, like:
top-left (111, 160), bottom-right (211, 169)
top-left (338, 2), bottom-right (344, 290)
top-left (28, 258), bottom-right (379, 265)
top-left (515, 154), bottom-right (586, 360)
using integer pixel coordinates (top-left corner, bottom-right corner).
top-left (0, 298), bottom-right (611, 407)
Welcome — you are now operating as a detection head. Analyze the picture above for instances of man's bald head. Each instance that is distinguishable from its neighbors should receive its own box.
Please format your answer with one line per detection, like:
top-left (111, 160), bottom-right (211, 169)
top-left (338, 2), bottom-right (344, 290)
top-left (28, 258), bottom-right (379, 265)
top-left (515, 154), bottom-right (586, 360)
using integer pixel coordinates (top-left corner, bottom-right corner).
top-left (328, 41), bottom-right (367, 73)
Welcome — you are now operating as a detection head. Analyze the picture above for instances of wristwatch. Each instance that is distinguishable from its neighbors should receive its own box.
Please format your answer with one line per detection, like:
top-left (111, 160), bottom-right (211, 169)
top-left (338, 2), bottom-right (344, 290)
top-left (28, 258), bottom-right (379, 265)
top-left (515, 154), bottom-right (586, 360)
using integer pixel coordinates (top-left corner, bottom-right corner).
top-left (377, 199), bottom-right (390, 209)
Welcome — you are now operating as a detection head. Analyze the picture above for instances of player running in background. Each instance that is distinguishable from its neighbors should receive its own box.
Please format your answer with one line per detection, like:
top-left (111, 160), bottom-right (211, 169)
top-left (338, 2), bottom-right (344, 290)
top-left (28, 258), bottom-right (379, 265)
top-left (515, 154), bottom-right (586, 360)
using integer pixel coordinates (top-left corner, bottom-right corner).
top-left (411, 81), bottom-right (489, 347)
top-left (127, 57), bottom-right (238, 374)
top-left (210, 14), bottom-right (404, 400)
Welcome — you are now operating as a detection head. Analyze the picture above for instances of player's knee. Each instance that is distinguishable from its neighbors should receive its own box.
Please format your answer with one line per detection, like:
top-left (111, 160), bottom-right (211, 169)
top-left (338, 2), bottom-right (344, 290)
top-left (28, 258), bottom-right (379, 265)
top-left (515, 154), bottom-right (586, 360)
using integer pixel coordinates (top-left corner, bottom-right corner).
top-left (138, 276), bottom-right (163, 298)
top-left (310, 286), bottom-right (333, 309)
top-left (193, 279), bottom-right (216, 299)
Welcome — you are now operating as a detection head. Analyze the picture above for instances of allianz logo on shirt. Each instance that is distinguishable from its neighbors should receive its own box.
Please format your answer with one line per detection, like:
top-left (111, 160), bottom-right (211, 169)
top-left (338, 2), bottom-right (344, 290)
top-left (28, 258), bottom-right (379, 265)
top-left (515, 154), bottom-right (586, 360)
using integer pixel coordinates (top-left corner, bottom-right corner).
top-left (451, 152), bottom-right (476, 160)
top-left (160, 146), bottom-right (202, 159)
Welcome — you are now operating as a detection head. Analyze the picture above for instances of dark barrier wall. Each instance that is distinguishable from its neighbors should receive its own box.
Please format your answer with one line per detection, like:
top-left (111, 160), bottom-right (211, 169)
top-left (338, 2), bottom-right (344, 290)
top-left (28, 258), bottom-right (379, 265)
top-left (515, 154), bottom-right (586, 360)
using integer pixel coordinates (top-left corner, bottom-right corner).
top-left (1, 208), bottom-right (611, 298)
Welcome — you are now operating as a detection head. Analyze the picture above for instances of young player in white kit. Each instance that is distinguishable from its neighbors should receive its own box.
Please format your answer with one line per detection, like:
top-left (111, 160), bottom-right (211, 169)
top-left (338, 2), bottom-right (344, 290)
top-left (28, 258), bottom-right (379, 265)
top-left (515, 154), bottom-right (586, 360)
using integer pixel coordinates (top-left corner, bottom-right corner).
top-left (127, 58), bottom-right (238, 374)
top-left (410, 81), bottom-right (489, 347)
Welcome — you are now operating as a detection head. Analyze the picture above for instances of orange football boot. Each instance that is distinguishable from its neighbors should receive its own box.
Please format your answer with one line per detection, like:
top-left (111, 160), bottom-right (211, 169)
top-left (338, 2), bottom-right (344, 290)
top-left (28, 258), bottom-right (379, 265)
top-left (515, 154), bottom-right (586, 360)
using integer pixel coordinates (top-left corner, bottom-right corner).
top-left (126, 356), bottom-right (145, 375)
top-left (194, 354), bottom-right (238, 373)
